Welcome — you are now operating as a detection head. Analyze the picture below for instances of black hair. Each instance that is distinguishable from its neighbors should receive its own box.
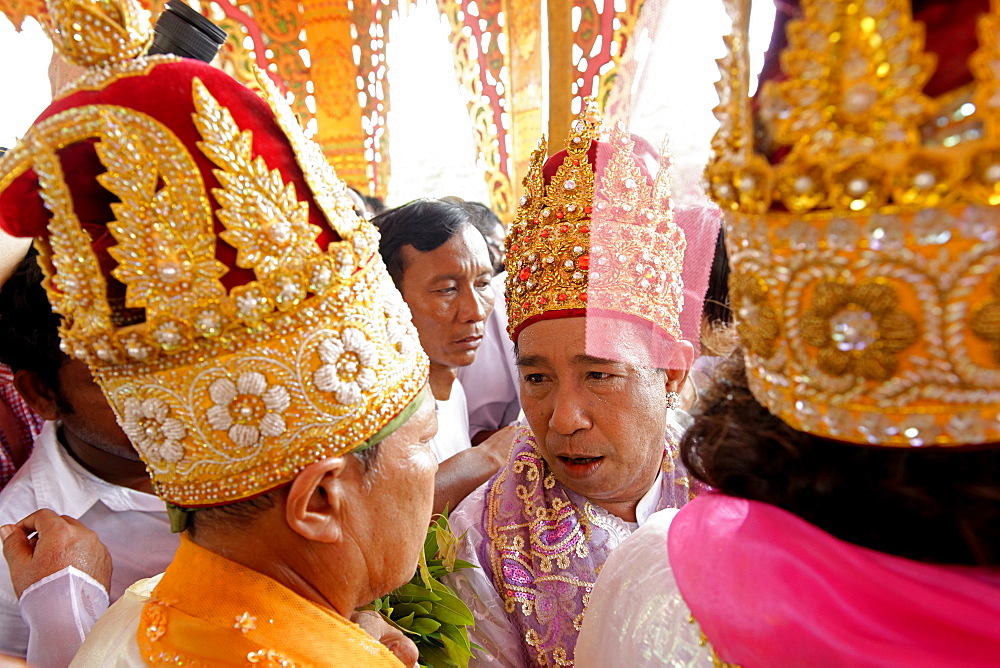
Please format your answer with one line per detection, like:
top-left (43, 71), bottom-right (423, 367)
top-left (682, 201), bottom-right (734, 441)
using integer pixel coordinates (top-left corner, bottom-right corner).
top-left (681, 350), bottom-right (1000, 566)
top-left (363, 194), bottom-right (387, 216)
top-left (0, 249), bottom-right (67, 392)
top-left (458, 200), bottom-right (505, 274)
top-left (373, 198), bottom-right (479, 288)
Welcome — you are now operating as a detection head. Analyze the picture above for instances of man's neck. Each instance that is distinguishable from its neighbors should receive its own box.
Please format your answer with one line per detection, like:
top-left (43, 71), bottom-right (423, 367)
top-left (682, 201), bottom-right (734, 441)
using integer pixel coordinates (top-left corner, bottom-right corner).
top-left (57, 426), bottom-right (154, 494)
top-left (188, 524), bottom-right (357, 619)
top-left (428, 363), bottom-right (458, 401)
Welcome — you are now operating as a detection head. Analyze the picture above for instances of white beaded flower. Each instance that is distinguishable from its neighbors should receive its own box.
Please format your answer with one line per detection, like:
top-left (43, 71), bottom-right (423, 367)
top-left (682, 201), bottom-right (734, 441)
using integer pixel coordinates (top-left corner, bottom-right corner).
top-left (206, 372), bottom-right (290, 448)
top-left (313, 328), bottom-right (377, 405)
top-left (384, 295), bottom-right (418, 357)
top-left (122, 397), bottom-right (186, 464)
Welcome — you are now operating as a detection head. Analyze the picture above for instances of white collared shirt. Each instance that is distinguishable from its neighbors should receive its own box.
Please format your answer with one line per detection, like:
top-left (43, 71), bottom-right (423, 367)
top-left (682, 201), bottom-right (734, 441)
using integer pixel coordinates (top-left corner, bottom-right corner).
top-left (429, 379), bottom-right (473, 463)
top-left (0, 421), bottom-right (178, 663)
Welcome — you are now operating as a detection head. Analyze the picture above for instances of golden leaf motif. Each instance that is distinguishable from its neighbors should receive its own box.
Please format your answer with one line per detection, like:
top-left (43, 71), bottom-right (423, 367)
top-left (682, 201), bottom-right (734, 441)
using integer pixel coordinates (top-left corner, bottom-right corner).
top-left (97, 108), bottom-right (227, 325)
top-left (32, 145), bottom-right (114, 345)
top-left (192, 77), bottom-right (320, 281)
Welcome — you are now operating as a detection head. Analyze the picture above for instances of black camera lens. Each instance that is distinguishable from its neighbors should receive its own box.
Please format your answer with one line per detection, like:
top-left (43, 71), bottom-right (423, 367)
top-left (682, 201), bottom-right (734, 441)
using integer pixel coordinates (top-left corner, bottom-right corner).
top-left (148, 0), bottom-right (226, 63)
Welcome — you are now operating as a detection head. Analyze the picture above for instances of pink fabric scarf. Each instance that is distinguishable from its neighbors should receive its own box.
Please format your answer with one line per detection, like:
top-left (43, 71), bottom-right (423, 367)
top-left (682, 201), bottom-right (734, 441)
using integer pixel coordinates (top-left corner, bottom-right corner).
top-left (477, 424), bottom-right (690, 666)
top-left (669, 493), bottom-right (1000, 667)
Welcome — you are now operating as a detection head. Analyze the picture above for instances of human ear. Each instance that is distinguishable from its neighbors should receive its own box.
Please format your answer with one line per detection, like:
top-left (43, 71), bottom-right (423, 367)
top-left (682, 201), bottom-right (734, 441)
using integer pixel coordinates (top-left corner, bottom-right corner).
top-left (12, 369), bottom-right (59, 421)
top-left (285, 457), bottom-right (350, 544)
top-left (663, 340), bottom-right (694, 394)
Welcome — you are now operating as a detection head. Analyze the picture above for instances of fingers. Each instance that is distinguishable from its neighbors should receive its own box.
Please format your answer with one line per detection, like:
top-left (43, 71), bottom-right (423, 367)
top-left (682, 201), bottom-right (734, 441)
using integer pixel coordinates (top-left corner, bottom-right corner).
top-left (0, 523), bottom-right (33, 568)
top-left (383, 634), bottom-right (419, 668)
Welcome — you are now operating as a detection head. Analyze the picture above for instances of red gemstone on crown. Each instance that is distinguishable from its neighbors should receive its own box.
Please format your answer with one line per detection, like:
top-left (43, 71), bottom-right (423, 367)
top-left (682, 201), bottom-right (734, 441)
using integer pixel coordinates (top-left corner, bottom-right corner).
top-left (578, 255), bottom-right (590, 270)
top-left (559, 225), bottom-right (570, 233)
top-left (579, 225), bottom-right (589, 233)
top-left (584, 206), bottom-right (592, 214)
top-left (557, 293), bottom-right (568, 302)
top-left (580, 292), bottom-right (588, 302)
top-left (519, 267), bottom-right (532, 281)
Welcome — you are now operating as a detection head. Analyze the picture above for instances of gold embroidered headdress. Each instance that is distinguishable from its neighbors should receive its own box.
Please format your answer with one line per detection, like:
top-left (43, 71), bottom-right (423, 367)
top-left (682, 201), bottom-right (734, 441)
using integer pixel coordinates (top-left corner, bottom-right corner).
top-left (505, 101), bottom-right (687, 357)
top-left (710, 0), bottom-right (1000, 447)
top-left (0, 0), bottom-right (428, 506)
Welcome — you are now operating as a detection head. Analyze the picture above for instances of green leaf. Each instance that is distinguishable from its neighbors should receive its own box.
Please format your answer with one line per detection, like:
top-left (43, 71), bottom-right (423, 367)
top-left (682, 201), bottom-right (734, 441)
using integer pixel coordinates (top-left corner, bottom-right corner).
top-left (392, 582), bottom-right (442, 603)
top-left (426, 589), bottom-right (475, 626)
top-left (440, 631), bottom-right (473, 666)
top-left (390, 602), bottom-right (432, 618)
top-left (408, 616), bottom-right (442, 635)
top-left (418, 643), bottom-right (458, 668)
top-left (438, 621), bottom-right (473, 655)
top-left (393, 612), bottom-right (416, 631)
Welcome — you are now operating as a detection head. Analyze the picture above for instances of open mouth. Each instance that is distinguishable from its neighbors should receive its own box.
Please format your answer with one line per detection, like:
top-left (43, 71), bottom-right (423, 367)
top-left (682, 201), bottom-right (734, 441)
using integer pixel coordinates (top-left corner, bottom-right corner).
top-left (557, 456), bottom-right (603, 477)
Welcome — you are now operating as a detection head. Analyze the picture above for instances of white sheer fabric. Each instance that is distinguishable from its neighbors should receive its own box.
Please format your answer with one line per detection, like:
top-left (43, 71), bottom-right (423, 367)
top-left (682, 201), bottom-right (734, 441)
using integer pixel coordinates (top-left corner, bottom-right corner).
top-left (0, 421), bottom-right (177, 661)
top-left (70, 574), bottom-right (159, 667)
top-left (455, 272), bottom-right (521, 438)
top-left (19, 567), bottom-right (109, 667)
top-left (576, 509), bottom-right (713, 667)
top-left (446, 472), bottom-right (666, 667)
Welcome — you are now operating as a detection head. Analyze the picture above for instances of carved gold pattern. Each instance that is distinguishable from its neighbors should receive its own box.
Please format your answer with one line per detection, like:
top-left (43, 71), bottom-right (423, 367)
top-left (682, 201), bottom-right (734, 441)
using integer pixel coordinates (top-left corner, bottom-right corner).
top-left (505, 101), bottom-right (685, 344)
top-left (711, 0), bottom-right (1000, 447)
top-left (0, 5), bottom-right (428, 504)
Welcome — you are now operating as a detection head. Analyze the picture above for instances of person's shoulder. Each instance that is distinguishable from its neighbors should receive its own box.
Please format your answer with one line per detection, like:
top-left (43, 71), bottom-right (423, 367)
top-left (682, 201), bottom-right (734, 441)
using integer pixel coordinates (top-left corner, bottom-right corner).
top-left (450, 479), bottom-right (489, 537)
top-left (69, 574), bottom-right (162, 668)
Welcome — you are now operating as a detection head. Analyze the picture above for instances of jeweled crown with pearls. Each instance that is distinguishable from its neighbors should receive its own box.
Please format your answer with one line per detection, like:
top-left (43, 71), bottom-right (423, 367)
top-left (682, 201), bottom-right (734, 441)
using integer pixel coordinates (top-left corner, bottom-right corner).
top-left (0, 0), bottom-right (428, 506)
top-left (505, 100), bottom-right (686, 344)
top-left (711, 0), bottom-right (1000, 447)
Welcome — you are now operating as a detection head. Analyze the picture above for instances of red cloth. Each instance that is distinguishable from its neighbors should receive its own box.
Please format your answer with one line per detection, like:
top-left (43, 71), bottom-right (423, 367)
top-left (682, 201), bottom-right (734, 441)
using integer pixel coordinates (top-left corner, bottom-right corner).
top-left (0, 60), bottom-right (342, 316)
top-left (758, 0), bottom-right (990, 98)
top-left (0, 364), bottom-right (42, 489)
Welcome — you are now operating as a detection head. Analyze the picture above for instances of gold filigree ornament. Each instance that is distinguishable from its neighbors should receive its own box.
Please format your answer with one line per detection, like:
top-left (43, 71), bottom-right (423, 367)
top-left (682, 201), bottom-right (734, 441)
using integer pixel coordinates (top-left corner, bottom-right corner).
top-left (0, 0), bottom-right (427, 505)
top-left (505, 100), bottom-right (686, 343)
top-left (710, 0), bottom-right (1000, 446)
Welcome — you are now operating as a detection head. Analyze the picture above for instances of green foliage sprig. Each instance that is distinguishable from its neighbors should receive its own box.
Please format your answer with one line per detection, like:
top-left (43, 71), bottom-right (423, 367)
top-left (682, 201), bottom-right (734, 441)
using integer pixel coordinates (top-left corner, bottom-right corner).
top-left (370, 513), bottom-right (480, 667)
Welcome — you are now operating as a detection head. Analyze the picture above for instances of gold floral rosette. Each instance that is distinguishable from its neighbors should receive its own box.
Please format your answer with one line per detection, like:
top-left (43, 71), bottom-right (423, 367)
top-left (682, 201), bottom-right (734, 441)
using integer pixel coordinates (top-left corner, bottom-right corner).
top-left (0, 0), bottom-right (428, 506)
top-left (709, 0), bottom-right (1000, 447)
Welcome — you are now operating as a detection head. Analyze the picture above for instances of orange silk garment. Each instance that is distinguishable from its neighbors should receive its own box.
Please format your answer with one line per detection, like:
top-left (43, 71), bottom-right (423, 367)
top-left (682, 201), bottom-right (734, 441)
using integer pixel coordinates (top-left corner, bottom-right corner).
top-left (137, 535), bottom-right (402, 667)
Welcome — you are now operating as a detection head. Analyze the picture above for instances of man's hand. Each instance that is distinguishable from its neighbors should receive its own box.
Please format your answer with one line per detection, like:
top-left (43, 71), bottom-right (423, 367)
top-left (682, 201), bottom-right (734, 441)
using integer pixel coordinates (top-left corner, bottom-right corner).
top-left (0, 509), bottom-right (112, 599)
top-left (478, 424), bottom-right (517, 468)
top-left (351, 609), bottom-right (419, 668)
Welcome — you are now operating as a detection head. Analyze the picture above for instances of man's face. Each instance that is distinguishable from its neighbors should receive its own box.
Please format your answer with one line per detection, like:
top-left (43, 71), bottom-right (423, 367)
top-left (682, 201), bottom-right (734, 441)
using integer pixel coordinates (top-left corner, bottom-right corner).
top-left (54, 359), bottom-right (141, 462)
top-left (398, 225), bottom-right (494, 370)
top-left (352, 393), bottom-right (439, 598)
top-left (516, 318), bottom-right (673, 514)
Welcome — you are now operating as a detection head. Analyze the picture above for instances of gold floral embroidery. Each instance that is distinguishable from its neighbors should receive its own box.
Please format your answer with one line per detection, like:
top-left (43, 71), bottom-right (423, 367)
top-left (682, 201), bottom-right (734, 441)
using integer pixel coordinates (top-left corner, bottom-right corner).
top-left (800, 280), bottom-right (918, 380)
top-left (970, 271), bottom-right (1000, 361)
top-left (729, 271), bottom-right (779, 359)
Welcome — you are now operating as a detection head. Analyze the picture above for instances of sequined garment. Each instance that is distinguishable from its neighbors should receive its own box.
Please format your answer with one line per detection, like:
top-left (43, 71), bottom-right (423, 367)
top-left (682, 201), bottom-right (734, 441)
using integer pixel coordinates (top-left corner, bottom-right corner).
top-left (472, 423), bottom-right (691, 667)
top-left (708, 0), bottom-right (1000, 447)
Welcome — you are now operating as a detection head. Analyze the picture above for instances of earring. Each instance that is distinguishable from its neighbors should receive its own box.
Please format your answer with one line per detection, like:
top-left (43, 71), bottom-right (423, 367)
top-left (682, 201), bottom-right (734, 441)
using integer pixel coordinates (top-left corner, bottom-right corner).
top-left (665, 391), bottom-right (680, 410)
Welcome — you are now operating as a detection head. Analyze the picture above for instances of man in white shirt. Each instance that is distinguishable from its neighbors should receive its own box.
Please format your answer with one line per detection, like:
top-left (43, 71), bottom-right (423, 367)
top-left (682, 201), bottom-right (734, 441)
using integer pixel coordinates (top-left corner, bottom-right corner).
top-left (0, 255), bottom-right (177, 665)
top-left (375, 199), bottom-right (516, 513)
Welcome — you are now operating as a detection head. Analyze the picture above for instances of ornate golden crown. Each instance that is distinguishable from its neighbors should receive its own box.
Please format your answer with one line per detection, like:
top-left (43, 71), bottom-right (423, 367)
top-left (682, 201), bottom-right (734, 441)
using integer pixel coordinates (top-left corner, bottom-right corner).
top-left (0, 0), bottom-right (428, 505)
top-left (711, 0), bottom-right (1000, 446)
top-left (505, 101), bottom-right (685, 344)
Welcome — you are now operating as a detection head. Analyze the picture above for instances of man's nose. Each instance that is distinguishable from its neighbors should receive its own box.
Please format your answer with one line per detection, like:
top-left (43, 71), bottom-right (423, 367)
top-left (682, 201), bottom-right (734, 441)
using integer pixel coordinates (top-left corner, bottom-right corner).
top-left (548, 383), bottom-right (593, 435)
top-left (457, 286), bottom-right (489, 323)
